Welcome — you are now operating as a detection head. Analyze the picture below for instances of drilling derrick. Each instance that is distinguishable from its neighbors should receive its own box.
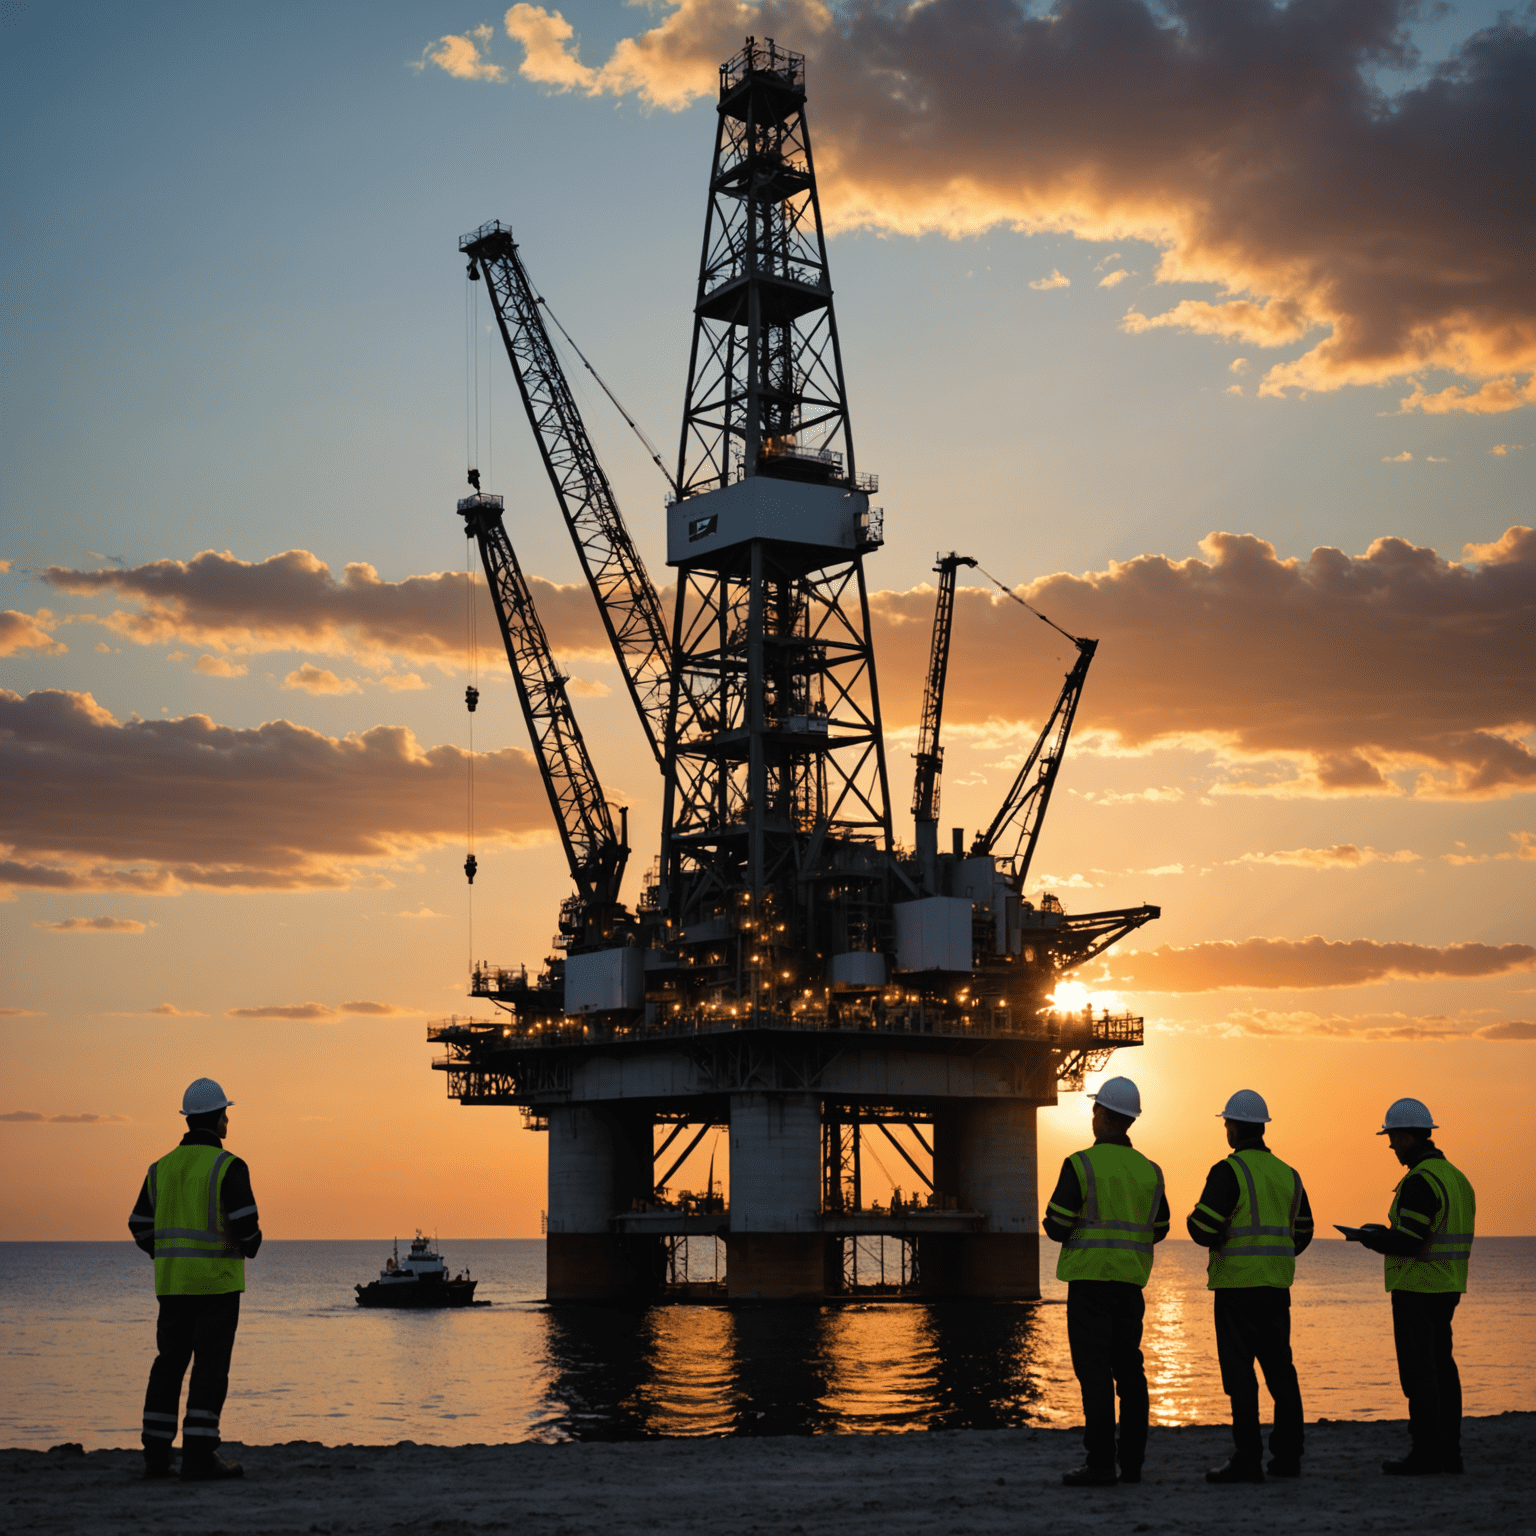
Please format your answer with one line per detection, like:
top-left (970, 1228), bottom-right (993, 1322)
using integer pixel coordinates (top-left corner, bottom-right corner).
top-left (430, 37), bottom-right (1161, 1306)
top-left (662, 36), bottom-right (891, 955)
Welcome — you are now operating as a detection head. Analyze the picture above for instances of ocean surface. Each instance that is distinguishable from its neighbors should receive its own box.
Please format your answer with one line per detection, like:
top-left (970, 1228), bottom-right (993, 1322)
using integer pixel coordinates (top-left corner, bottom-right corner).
top-left (4, 1238), bottom-right (1532, 1450)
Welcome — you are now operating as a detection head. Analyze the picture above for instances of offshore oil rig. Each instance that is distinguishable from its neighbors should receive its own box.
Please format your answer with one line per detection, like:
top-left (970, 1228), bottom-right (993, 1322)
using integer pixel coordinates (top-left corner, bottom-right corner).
top-left (429, 39), bottom-right (1158, 1302)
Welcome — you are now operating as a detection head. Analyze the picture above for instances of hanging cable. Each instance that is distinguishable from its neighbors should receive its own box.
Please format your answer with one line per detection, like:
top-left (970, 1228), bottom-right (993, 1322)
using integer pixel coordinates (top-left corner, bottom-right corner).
top-left (977, 564), bottom-right (1088, 647)
top-left (536, 290), bottom-right (680, 498)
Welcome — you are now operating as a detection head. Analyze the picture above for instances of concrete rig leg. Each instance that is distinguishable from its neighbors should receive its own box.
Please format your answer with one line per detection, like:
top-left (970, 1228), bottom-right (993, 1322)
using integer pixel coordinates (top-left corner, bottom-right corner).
top-left (545, 1104), bottom-right (662, 1302)
top-left (725, 1093), bottom-right (828, 1301)
top-left (924, 1099), bottom-right (1041, 1300)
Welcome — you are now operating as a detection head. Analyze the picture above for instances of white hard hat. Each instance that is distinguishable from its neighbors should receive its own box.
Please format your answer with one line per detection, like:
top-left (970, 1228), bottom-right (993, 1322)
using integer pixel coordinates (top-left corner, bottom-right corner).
top-left (181, 1078), bottom-right (233, 1116)
top-left (1218, 1089), bottom-right (1271, 1124)
top-left (1378, 1097), bottom-right (1436, 1135)
top-left (1090, 1076), bottom-right (1142, 1120)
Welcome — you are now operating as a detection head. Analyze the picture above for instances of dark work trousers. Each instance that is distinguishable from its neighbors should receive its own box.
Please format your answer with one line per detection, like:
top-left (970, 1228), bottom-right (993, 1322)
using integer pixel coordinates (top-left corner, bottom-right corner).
top-left (1213, 1286), bottom-right (1304, 1466)
top-left (1392, 1290), bottom-right (1462, 1466)
top-left (142, 1292), bottom-right (241, 1454)
top-left (1066, 1279), bottom-right (1149, 1471)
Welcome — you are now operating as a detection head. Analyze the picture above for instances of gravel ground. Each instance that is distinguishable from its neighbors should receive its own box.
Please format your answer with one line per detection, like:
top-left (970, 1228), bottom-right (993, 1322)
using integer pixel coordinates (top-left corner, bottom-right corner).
top-left (6, 1414), bottom-right (1533, 1535)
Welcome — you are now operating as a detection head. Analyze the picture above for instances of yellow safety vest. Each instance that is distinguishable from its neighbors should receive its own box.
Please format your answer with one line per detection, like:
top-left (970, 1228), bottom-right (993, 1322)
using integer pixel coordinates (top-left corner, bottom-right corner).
top-left (1205, 1148), bottom-right (1304, 1290)
top-left (1385, 1155), bottom-right (1475, 1295)
top-left (1055, 1142), bottom-right (1164, 1287)
top-left (148, 1144), bottom-right (245, 1296)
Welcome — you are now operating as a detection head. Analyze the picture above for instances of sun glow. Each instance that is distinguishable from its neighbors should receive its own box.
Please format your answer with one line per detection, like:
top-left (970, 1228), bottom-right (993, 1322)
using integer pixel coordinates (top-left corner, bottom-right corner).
top-left (1048, 981), bottom-right (1125, 1013)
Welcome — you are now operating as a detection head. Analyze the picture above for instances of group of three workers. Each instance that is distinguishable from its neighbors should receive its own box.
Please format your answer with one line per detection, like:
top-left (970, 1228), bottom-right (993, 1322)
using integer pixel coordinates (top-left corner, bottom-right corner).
top-left (130, 1075), bottom-right (1475, 1486)
top-left (1046, 1076), bottom-right (1476, 1486)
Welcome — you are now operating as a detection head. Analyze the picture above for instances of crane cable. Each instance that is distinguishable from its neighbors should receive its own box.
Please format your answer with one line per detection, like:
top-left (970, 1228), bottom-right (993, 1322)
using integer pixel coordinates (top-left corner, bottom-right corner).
top-left (534, 287), bottom-right (680, 499)
top-left (977, 564), bottom-right (1088, 648)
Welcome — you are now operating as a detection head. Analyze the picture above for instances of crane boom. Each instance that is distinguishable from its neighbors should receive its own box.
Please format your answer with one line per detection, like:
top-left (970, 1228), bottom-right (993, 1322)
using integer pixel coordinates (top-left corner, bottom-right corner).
top-left (912, 552), bottom-right (976, 823)
top-left (461, 220), bottom-right (671, 767)
top-left (972, 635), bottom-right (1097, 883)
top-left (459, 493), bottom-right (627, 915)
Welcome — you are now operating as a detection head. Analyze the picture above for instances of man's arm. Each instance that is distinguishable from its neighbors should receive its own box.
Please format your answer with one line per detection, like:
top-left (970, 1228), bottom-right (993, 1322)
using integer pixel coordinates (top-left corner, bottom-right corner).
top-left (1041, 1157), bottom-right (1083, 1243)
top-left (128, 1171), bottom-right (155, 1257)
top-left (221, 1157), bottom-right (263, 1259)
top-left (1357, 1173), bottom-right (1439, 1257)
top-left (1293, 1181), bottom-right (1314, 1256)
top-left (1153, 1188), bottom-right (1172, 1245)
top-left (1186, 1161), bottom-right (1238, 1248)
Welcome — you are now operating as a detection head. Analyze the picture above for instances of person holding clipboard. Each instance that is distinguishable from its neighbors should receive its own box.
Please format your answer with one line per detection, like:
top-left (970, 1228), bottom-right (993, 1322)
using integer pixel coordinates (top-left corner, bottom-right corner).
top-left (1339, 1098), bottom-right (1476, 1476)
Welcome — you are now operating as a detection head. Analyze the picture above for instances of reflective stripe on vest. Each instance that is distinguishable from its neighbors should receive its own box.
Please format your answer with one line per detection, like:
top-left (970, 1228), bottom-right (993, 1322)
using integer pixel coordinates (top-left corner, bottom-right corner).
top-left (148, 1145), bottom-right (245, 1296)
top-left (1207, 1149), bottom-right (1302, 1289)
top-left (1056, 1143), bottom-right (1164, 1288)
top-left (1385, 1156), bottom-right (1476, 1295)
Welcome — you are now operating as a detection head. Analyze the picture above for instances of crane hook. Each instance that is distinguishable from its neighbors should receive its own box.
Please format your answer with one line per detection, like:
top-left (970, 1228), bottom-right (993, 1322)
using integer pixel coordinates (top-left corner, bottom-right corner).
top-left (465, 686), bottom-right (480, 713)
top-left (464, 853), bottom-right (478, 885)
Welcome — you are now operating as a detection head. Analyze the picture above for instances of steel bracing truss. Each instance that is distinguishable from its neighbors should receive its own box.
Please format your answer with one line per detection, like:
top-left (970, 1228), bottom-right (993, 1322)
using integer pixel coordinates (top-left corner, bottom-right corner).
top-left (912, 554), bottom-right (977, 823)
top-left (676, 39), bottom-right (858, 497)
top-left (663, 548), bottom-right (893, 926)
top-left (462, 221), bottom-right (673, 765)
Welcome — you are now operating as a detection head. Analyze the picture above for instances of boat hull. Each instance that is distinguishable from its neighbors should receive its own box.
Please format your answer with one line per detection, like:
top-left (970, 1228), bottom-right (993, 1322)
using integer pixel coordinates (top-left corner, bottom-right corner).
top-left (355, 1278), bottom-right (478, 1308)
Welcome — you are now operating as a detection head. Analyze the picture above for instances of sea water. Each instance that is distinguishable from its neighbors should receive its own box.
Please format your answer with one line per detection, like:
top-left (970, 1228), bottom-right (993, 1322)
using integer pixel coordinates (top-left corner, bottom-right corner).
top-left (3, 1238), bottom-right (1532, 1449)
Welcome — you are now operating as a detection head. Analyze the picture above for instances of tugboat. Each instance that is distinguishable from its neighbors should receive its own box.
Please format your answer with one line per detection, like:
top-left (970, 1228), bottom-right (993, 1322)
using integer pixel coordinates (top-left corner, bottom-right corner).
top-left (355, 1232), bottom-right (478, 1308)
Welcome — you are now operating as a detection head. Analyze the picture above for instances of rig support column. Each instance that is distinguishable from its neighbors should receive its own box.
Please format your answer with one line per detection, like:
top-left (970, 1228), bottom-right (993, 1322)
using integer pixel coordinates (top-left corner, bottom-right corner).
top-left (725, 1093), bottom-right (827, 1300)
top-left (546, 1104), bottom-right (661, 1301)
top-left (926, 1099), bottom-right (1041, 1299)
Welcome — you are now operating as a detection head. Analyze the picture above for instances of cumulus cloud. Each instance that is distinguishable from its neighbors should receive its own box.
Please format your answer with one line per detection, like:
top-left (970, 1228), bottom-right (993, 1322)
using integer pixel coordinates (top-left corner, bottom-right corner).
top-left (867, 526), bottom-right (1536, 799)
top-left (1442, 831), bottom-right (1536, 865)
top-left (193, 654), bottom-right (247, 678)
top-left (41, 549), bottom-right (610, 672)
top-left (1382, 451), bottom-right (1413, 463)
top-left (0, 609), bottom-right (66, 657)
top-left (1106, 936), bottom-right (1536, 993)
top-left (457, 0), bottom-right (1535, 408)
top-left (32, 916), bottom-right (152, 933)
top-left (226, 1002), bottom-right (336, 1020)
top-left (424, 32), bottom-right (507, 81)
top-left (1, 1110), bottom-right (131, 1123)
top-left (1235, 844), bottom-right (1421, 869)
top-left (0, 689), bottom-right (552, 895)
top-left (284, 664), bottom-right (361, 695)
top-left (149, 1004), bottom-right (208, 1017)
top-left (1097, 270), bottom-right (1128, 289)
top-left (1028, 268), bottom-right (1070, 291)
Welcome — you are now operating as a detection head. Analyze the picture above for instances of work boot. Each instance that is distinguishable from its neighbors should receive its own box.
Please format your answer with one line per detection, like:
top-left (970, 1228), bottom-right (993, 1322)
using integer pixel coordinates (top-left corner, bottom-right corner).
top-left (1266, 1459), bottom-right (1301, 1478)
top-left (1061, 1464), bottom-right (1117, 1487)
top-left (1443, 1454), bottom-right (1464, 1475)
top-left (1206, 1458), bottom-right (1265, 1484)
top-left (1382, 1455), bottom-right (1439, 1476)
top-left (180, 1450), bottom-right (244, 1481)
top-left (1118, 1465), bottom-right (1142, 1485)
top-left (142, 1449), bottom-right (173, 1480)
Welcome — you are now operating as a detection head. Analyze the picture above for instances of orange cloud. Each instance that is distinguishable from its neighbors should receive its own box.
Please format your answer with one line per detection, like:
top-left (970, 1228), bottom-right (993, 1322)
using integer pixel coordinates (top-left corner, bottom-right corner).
top-left (42, 550), bottom-right (610, 671)
top-left (284, 664), bottom-right (361, 695)
top-left (0, 689), bottom-right (551, 895)
top-left (32, 916), bottom-right (152, 933)
top-left (0, 610), bottom-right (66, 657)
top-left (1, 1111), bottom-right (132, 1124)
top-left (225, 1002), bottom-right (337, 1020)
top-left (469, 0), bottom-right (1535, 406)
top-left (867, 526), bottom-right (1536, 799)
top-left (1235, 845), bottom-right (1421, 869)
top-left (1107, 936), bottom-right (1536, 993)
top-left (1214, 1009), bottom-right (1536, 1042)
top-left (424, 32), bottom-right (506, 82)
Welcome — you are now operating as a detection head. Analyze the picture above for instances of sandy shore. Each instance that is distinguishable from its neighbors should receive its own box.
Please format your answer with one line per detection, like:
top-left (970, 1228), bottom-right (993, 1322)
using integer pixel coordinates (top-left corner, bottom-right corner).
top-left (7, 1415), bottom-right (1533, 1535)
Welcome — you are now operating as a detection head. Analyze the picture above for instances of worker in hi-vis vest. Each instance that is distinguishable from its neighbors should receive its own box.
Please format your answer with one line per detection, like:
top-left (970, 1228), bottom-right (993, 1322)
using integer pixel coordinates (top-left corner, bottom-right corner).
top-left (1349, 1098), bottom-right (1476, 1476)
top-left (1042, 1076), bottom-right (1171, 1487)
top-left (127, 1078), bottom-right (261, 1481)
top-left (1187, 1090), bottom-right (1313, 1484)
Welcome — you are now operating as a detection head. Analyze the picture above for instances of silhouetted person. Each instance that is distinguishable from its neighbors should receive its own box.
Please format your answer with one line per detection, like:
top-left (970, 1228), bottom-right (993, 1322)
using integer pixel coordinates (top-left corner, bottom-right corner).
top-left (1352, 1098), bottom-right (1476, 1475)
top-left (1188, 1090), bottom-right (1313, 1483)
top-left (127, 1078), bottom-right (260, 1481)
top-left (1043, 1076), bottom-right (1170, 1486)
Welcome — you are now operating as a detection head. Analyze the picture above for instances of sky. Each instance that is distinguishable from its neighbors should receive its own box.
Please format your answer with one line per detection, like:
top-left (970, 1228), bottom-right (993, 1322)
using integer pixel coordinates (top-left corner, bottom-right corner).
top-left (2, 0), bottom-right (1532, 1245)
